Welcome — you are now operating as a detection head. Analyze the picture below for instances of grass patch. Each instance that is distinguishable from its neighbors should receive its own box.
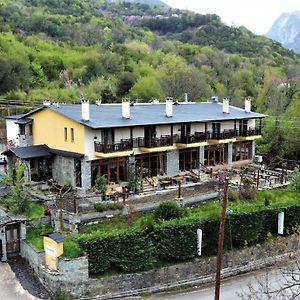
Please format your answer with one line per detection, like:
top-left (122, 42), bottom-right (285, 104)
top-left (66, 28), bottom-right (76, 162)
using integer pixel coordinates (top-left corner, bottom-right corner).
top-left (63, 236), bottom-right (84, 259)
top-left (26, 224), bottom-right (52, 251)
top-left (24, 202), bottom-right (45, 219)
top-left (79, 188), bottom-right (299, 237)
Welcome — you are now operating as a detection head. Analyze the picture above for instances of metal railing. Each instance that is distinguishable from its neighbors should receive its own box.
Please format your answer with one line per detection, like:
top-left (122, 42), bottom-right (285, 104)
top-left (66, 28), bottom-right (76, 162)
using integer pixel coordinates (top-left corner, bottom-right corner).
top-left (210, 129), bottom-right (237, 140)
top-left (238, 128), bottom-right (261, 137)
top-left (178, 132), bottom-right (207, 144)
top-left (138, 135), bottom-right (174, 148)
top-left (94, 139), bottom-right (133, 153)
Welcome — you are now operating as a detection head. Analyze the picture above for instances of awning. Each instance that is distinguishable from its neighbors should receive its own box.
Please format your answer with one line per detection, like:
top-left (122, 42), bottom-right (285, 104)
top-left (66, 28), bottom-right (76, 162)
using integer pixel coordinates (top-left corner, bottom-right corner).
top-left (14, 118), bottom-right (32, 125)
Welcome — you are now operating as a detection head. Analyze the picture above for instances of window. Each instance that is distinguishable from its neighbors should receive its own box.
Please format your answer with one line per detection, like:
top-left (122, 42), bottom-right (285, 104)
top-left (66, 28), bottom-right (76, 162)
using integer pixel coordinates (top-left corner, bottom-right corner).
top-left (64, 127), bottom-right (68, 141)
top-left (71, 128), bottom-right (74, 142)
top-left (19, 125), bottom-right (25, 135)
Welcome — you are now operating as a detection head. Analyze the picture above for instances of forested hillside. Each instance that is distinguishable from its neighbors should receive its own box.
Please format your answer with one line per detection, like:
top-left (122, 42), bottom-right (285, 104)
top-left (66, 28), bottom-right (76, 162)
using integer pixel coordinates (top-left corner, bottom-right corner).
top-left (0, 0), bottom-right (300, 162)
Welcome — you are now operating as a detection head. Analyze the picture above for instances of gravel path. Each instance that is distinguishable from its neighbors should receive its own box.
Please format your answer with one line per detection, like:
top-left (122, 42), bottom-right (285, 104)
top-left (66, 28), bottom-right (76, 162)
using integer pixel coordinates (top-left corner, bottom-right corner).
top-left (8, 257), bottom-right (52, 300)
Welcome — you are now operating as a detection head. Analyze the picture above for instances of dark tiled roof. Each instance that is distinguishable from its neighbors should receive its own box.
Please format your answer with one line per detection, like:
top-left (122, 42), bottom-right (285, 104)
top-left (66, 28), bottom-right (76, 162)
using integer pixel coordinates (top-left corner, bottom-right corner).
top-left (5, 114), bottom-right (26, 120)
top-left (2, 145), bottom-right (52, 159)
top-left (50, 148), bottom-right (84, 159)
top-left (15, 118), bottom-right (33, 125)
top-left (0, 214), bottom-right (27, 225)
top-left (46, 102), bottom-right (266, 129)
top-left (2, 145), bottom-right (83, 159)
top-left (47, 232), bottom-right (65, 243)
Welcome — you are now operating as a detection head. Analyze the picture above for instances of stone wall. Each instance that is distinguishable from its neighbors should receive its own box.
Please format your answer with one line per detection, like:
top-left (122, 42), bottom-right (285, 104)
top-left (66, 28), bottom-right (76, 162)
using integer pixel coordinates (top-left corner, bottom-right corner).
top-left (23, 233), bottom-right (300, 299)
top-left (166, 149), bottom-right (179, 176)
top-left (52, 156), bottom-right (75, 186)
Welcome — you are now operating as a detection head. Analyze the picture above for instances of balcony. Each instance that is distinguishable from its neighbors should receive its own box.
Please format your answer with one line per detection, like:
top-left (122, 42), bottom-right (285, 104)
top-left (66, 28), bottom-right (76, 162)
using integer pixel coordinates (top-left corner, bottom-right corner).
top-left (208, 129), bottom-right (237, 143)
top-left (138, 135), bottom-right (176, 153)
top-left (94, 139), bottom-right (134, 158)
top-left (176, 132), bottom-right (208, 148)
top-left (237, 128), bottom-right (262, 140)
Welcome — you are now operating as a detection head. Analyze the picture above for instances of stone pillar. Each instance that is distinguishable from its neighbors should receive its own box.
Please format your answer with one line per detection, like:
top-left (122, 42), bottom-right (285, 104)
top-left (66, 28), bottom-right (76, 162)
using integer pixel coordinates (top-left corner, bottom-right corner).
top-left (166, 149), bottom-right (179, 176)
top-left (81, 159), bottom-right (91, 191)
top-left (24, 160), bottom-right (31, 182)
top-left (252, 140), bottom-right (256, 160)
top-left (0, 226), bottom-right (7, 261)
top-left (227, 142), bottom-right (233, 167)
top-left (199, 146), bottom-right (205, 166)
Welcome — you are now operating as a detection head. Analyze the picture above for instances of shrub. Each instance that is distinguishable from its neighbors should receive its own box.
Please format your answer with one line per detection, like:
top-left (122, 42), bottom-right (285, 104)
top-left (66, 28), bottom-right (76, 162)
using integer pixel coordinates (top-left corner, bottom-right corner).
top-left (228, 188), bottom-right (240, 201)
top-left (154, 200), bottom-right (185, 221)
top-left (240, 187), bottom-right (257, 200)
top-left (94, 202), bottom-right (124, 212)
top-left (263, 191), bottom-right (274, 206)
top-left (94, 175), bottom-right (107, 195)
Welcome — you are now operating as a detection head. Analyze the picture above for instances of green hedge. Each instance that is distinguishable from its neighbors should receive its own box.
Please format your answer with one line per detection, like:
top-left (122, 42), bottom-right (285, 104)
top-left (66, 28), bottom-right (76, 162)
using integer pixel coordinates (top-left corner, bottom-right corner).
top-left (77, 204), bottom-right (300, 275)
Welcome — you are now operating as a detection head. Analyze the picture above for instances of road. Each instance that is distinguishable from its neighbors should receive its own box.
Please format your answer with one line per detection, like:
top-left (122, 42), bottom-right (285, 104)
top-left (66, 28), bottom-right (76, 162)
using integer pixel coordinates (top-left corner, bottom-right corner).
top-left (144, 263), bottom-right (299, 300)
top-left (0, 262), bottom-right (41, 300)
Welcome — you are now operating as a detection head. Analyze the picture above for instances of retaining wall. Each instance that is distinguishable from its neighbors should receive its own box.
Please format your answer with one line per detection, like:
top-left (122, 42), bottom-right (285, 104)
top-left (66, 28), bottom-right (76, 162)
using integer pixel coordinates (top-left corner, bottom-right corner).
top-left (22, 234), bottom-right (300, 299)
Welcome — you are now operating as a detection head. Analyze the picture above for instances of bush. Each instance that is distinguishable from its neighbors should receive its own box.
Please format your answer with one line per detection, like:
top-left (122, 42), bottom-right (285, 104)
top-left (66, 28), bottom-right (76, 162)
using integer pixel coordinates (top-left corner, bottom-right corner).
top-left (240, 187), bottom-right (257, 200)
top-left (228, 188), bottom-right (240, 201)
top-left (263, 191), bottom-right (274, 206)
top-left (94, 202), bottom-right (124, 212)
top-left (154, 200), bottom-right (185, 221)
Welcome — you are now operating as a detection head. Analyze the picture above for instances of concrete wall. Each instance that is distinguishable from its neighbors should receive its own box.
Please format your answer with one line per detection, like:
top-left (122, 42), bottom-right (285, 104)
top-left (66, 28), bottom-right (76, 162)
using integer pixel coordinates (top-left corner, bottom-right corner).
top-left (114, 128), bottom-right (130, 142)
top-left (84, 127), bottom-right (101, 160)
top-left (156, 125), bottom-right (171, 137)
top-left (191, 123), bottom-right (205, 133)
top-left (52, 156), bottom-right (75, 186)
top-left (248, 119), bottom-right (256, 129)
top-left (6, 119), bottom-right (20, 146)
top-left (133, 127), bottom-right (144, 139)
top-left (221, 121), bottom-right (235, 131)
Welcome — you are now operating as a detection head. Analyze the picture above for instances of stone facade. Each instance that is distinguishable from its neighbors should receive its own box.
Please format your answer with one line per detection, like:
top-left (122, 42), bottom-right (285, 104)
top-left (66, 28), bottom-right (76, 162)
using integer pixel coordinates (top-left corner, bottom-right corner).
top-left (81, 159), bottom-right (91, 191)
top-left (199, 146), bottom-right (205, 165)
top-left (166, 149), bottom-right (179, 176)
top-left (227, 142), bottom-right (233, 166)
top-left (52, 156), bottom-right (75, 186)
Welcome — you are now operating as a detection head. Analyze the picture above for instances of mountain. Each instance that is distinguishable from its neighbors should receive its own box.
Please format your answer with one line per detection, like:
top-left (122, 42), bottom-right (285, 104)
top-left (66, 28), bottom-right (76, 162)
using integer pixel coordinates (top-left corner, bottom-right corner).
top-left (266, 11), bottom-right (300, 54)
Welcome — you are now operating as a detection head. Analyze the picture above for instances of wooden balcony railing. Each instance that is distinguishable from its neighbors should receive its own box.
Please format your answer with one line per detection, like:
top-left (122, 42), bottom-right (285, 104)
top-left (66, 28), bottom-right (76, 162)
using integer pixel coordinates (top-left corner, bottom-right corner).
top-left (238, 128), bottom-right (261, 137)
top-left (94, 139), bottom-right (133, 153)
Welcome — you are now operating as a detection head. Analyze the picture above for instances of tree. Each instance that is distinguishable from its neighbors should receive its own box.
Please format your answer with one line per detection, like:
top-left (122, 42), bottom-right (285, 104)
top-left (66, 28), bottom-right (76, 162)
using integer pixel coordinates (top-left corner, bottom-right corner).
top-left (127, 165), bottom-right (141, 194)
top-left (290, 167), bottom-right (300, 193)
top-left (116, 72), bottom-right (136, 97)
top-left (129, 76), bottom-right (164, 101)
top-left (3, 162), bottom-right (32, 215)
top-left (239, 259), bottom-right (300, 299)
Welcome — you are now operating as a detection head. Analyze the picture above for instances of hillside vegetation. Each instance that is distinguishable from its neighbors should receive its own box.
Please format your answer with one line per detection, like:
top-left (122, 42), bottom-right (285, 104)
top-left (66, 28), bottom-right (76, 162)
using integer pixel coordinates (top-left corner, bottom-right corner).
top-left (0, 0), bottom-right (300, 162)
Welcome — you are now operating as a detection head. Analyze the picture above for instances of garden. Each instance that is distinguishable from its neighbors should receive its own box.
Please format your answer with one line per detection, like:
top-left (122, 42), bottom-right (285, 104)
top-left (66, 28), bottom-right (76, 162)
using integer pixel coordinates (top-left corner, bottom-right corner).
top-left (27, 186), bottom-right (300, 275)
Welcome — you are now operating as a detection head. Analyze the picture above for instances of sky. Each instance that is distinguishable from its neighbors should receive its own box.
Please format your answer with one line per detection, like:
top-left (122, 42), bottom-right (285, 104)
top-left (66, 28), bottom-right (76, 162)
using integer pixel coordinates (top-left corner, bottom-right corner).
top-left (163, 0), bottom-right (300, 35)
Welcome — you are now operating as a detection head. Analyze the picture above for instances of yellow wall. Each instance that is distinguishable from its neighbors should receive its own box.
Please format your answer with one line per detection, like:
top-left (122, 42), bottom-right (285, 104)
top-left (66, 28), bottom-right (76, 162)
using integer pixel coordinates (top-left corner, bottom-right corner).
top-left (31, 108), bottom-right (85, 154)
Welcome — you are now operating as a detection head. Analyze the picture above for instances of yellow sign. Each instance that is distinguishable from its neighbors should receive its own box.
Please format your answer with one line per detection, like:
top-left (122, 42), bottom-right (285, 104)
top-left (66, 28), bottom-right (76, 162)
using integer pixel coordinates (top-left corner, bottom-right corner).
top-left (43, 235), bottom-right (64, 270)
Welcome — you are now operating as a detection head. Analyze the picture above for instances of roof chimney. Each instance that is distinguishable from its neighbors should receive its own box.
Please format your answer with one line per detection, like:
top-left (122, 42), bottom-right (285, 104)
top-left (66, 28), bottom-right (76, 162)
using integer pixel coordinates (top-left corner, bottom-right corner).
top-left (122, 99), bottom-right (130, 119)
top-left (211, 96), bottom-right (219, 103)
top-left (245, 97), bottom-right (251, 113)
top-left (223, 98), bottom-right (229, 114)
top-left (165, 97), bottom-right (173, 117)
top-left (184, 93), bottom-right (188, 103)
top-left (81, 99), bottom-right (90, 122)
top-left (95, 99), bottom-right (102, 106)
top-left (43, 99), bottom-right (51, 107)
top-left (152, 99), bottom-right (160, 104)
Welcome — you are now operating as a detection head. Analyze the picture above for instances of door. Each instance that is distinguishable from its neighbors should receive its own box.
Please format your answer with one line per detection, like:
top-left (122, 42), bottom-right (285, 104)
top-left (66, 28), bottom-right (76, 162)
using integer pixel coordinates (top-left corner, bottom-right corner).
top-left (212, 122), bottom-right (221, 139)
top-left (239, 120), bottom-right (248, 136)
top-left (180, 124), bottom-right (191, 143)
top-left (144, 126), bottom-right (156, 147)
top-left (6, 224), bottom-right (20, 257)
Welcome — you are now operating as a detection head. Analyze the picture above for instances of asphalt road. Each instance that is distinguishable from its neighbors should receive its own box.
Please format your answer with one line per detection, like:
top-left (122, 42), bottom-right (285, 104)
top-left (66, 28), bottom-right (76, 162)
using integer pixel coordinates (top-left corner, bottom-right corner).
top-left (0, 262), bottom-right (41, 300)
top-left (144, 263), bottom-right (299, 300)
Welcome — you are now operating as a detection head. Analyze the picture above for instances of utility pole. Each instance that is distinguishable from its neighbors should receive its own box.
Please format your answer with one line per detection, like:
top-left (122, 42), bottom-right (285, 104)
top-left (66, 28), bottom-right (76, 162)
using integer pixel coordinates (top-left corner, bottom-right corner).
top-left (214, 177), bottom-right (229, 300)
